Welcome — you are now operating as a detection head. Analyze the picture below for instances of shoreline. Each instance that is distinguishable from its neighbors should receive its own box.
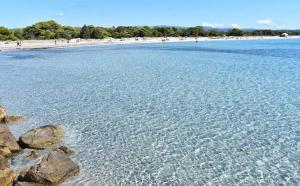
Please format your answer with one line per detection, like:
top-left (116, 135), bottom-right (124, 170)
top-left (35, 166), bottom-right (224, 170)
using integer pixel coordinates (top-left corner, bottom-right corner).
top-left (0, 36), bottom-right (299, 52)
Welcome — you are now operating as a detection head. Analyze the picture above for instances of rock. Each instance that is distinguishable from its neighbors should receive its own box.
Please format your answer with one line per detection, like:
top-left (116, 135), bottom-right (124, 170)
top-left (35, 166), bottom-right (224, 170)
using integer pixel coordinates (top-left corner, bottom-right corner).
top-left (0, 167), bottom-right (16, 186)
top-left (15, 182), bottom-right (45, 186)
top-left (26, 150), bottom-right (40, 159)
top-left (0, 125), bottom-right (21, 156)
top-left (5, 115), bottom-right (26, 124)
top-left (0, 155), bottom-right (15, 186)
top-left (19, 125), bottom-right (63, 149)
top-left (0, 106), bottom-right (7, 123)
top-left (0, 146), bottom-right (12, 157)
top-left (0, 155), bottom-right (8, 170)
top-left (18, 148), bottom-right (79, 185)
top-left (58, 146), bottom-right (74, 156)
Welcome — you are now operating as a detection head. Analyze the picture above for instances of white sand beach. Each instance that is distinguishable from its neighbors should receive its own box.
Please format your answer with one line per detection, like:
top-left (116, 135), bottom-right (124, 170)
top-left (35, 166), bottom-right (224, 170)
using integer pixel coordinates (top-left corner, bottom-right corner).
top-left (0, 36), bottom-right (299, 52)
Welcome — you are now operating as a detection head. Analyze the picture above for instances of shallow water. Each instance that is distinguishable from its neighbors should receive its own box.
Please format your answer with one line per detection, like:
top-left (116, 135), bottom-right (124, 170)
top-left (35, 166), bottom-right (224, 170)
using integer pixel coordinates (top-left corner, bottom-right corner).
top-left (1, 39), bottom-right (300, 185)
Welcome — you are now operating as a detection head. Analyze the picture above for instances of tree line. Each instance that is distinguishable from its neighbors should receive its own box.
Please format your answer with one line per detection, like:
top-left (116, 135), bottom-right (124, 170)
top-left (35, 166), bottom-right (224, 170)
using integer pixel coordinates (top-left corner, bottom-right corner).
top-left (0, 20), bottom-right (299, 41)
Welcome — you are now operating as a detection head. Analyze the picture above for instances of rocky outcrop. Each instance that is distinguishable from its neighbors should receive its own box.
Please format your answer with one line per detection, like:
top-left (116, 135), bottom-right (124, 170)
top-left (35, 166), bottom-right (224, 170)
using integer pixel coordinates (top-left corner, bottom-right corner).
top-left (0, 155), bottom-right (8, 170)
top-left (58, 146), bottom-right (74, 156)
top-left (0, 167), bottom-right (16, 186)
top-left (15, 182), bottom-right (45, 186)
top-left (0, 125), bottom-right (21, 157)
top-left (26, 150), bottom-right (40, 159)
top-left (18, 148), bottom-right (79, 185)
top-left (0, 106), bottom-right (25, 124)
top-left (19, 125), bottom-right (63, 149)
top-left (0, 155), bottom-right (16, 186)
top-left (0, 104), bottom-right (79, 185)
top-left (0, 106), bottom-right (7, 123)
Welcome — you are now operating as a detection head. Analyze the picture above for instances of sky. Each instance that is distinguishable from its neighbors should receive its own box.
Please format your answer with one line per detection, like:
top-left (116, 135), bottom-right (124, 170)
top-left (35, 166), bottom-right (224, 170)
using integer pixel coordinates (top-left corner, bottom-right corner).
top-left (1, 0), bottom-right (299, 29)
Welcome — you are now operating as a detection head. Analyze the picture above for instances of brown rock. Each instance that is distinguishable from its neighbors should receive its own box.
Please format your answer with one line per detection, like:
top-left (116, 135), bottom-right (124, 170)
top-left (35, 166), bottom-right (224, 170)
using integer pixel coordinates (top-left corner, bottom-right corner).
top-left (58, 146), bottom-right (74, 156)
top-left (0, 125), bottom-right (21, 156)
top-left (0, 167), bottom-right (16, 186)
top-left (19, 125), bottom-right (63, 149)
top-left (0, 146), bottom-right (12, 157)
top-left (18, 148), bottom-right (79, 185)
top-left (0, 155), bottom-right (8, 170)
top-left (26, 150), bottom-right (40, 159)
top-left (0, 106), bottom-right (7, 123)
top-left (15, 182), bottom-right (45, 186)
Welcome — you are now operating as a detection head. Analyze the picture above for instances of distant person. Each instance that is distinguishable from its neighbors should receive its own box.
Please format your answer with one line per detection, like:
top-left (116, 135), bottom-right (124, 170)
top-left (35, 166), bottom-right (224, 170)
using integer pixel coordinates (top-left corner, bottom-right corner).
top-left (17, 41), bottom-right (20, 47)
top-left (54, 40), bottom-right (57, 45)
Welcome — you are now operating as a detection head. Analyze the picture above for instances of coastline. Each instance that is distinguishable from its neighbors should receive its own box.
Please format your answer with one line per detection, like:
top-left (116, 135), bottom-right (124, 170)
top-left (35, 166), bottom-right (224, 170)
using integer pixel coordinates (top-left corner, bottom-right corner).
top-left (1, 36), bottom-right (299, 52)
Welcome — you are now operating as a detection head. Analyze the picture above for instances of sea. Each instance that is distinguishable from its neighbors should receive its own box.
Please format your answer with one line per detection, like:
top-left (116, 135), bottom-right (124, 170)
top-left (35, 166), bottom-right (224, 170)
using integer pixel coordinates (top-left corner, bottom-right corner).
top-left (0, 39), bottom-right (300, 185)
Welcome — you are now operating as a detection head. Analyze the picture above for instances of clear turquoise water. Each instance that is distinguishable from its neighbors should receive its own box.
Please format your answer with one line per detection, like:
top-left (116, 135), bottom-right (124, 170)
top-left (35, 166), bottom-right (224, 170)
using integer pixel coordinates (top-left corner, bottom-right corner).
top-left (0, 39), bottom-right (300, 185)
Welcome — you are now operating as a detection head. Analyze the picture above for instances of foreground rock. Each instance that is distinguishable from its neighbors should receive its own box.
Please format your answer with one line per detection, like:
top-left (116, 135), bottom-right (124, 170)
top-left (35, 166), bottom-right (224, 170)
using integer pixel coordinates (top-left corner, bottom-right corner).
top-left (0, 125), bottom-right (21, 157)
top-left (0, 106), bottom-right (7, 123)
top-left (18, 148), bottom-right (79, 185)
top-left (0, 155), bottom-right (8, 170)
top-left (19, 125), bottom-right (63, 149)
top-left (0, 167), bottom-right (16, 186)
top-left (0, 155), bottom-right (16, 186)
top-left (15, 182), bottom-right (44, 186)
top-left (58, 146), bottom-right (74, 156)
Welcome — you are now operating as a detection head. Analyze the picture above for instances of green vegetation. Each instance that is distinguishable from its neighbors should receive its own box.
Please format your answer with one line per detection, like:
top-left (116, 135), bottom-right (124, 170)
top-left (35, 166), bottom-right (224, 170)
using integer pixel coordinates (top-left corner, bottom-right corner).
top-left (0, 20), bottom-right (299, 41)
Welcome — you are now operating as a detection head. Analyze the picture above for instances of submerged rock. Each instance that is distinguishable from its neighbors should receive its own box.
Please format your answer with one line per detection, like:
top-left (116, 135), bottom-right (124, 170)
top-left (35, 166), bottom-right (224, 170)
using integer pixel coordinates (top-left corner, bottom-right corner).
top-left (0, 106), bottom-right (7, 123)
top-left (26, 150), bottom-right (40, 159)
top-left (58, 146), bottom-right (74, 156)
top-left (5, 115), bottom-right (26, 124)
top-left (18, 148), bottom-right (79, 185)
top-left (0, 124), bottom-right (21, 156)
top-left (19, 125), bottom-right (63, 149)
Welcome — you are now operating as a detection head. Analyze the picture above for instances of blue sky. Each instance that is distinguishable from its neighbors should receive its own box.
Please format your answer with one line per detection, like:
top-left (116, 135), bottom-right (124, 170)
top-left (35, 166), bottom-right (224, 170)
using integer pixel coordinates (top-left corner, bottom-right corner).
top-left (1, 0), bottom-right (299, 29)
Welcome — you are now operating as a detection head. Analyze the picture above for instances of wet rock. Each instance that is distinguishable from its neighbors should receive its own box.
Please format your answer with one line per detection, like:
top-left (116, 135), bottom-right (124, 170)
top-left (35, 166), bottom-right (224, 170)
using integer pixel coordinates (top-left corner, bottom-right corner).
top-left (5, 115), bottom-right (26, 124)
top-left (0, 146), bottom-right (12, 157)
top-left (18, 148), bottom-right (79, 185)
top-left (0, 106), bottom-right (7, 123)
top-left (15, 182), bottom-right (45, 186)
top-left (26, 150), bottom-right (40, 159)
top-left (19, 125), bottom-right (63, 149)
top-left (0, 155), bottom-right (8, 170)
top-left (0, 167), bottom-right (16, 186)
top-left (0, 125), bottom-right (21, 156)
top-left (0, 155), bottom-right (15, 186)
top-left (58, 146), bottom-right (74, 156)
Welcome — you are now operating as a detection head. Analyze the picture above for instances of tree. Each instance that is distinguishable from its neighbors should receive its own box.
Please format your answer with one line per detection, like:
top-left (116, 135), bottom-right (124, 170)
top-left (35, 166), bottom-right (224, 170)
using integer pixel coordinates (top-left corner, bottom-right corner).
top-left (141, 26), bottom-right (153, 37)
top-left (13, 29), bottom-right (24, 39)
top-left (207, 30), bottom-right (223, 37)
top-left (2, 20), bottom-right (300, 41)
top-left (0, 26), bottom-right (16, 40)
top-left (80, 25), bottom-right (95, 39)
top-left (23, 20), bottom-right (62, 39)
top-left (227, 28), bottom-right (244, 36)
top-left (183, 26), bottom-right (206, 37)
top-left (91, 27), bottom-right (111, 39)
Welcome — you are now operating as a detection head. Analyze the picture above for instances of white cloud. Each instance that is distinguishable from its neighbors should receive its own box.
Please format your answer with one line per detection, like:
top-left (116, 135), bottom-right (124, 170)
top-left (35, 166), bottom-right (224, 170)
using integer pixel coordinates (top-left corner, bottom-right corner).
top-left (202, 22), bottom-right (224, 28)
top-left (257, 19), bottom-right (272, 26)
top-left (230, 24), bottom-right (240, 28)
top-left (58, 12), bottom-right (64, 16)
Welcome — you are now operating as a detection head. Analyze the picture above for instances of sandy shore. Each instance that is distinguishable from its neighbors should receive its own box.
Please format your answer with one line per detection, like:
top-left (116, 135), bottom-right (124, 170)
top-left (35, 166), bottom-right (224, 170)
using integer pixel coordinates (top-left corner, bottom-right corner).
top-left (0, 36), bottom-right (299, 52)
